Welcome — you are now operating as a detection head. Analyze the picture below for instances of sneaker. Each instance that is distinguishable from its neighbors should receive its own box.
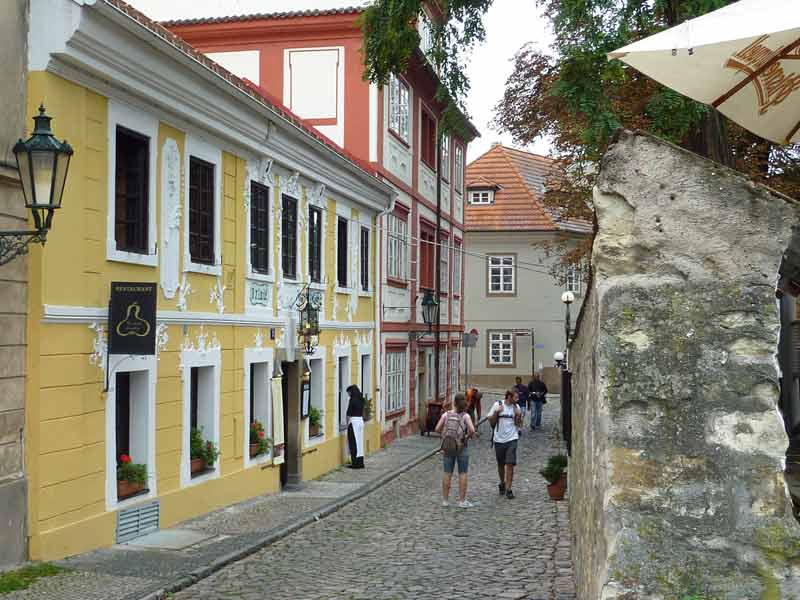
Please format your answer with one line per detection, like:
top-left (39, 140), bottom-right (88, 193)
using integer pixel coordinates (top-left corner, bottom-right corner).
top-left (506, 489), bottom-right (515, 499)
top-left (458, 500), bottom-right (475, 509)
top-left (498, 483), bottom-right (506, 495)
top-left (441, 500), bottom-right (449, 507)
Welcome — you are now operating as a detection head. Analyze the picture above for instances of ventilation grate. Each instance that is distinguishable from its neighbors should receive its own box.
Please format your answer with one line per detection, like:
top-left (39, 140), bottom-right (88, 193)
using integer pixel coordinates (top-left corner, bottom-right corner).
top-left (116, 500), bottom-right (160, 543)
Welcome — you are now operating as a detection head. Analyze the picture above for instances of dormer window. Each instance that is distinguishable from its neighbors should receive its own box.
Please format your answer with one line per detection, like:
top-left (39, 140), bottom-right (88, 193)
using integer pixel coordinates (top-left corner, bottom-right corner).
top-left (469, 190), bottom-right (494, 205)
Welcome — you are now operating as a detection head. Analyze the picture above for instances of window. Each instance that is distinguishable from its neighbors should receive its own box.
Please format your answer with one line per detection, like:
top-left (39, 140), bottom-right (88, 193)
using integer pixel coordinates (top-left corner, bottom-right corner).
top-left (190, 366), bottom-right (216, 478)
top-left (337, 217), bottom-right (349, 288)
top-left (419, 226), bottom-right (436, 290)
top-left (420, 108), bottom-right (436, 169)
top-left (386, 350), bottom-right (407, 413)
top-left (488, 255), bottom-right (515, 294)
top-left (389, 75), bottom-right (410, 143)
top-left (450, 350), bottom-right (459, 392)
top-left (308, 206), bottom-right (322, 283)
top-left (338, 355), bottom-right (350, 431)
top-left (115, 127), bottom-right (149, 253)
top-left (438, 348), bottom-right (447, 395)
top-left (246, 360), bottom-right (271, 462)
top-left (440, 237), bottom-right (449, 293)
top-left (418, 13), bottom-right (434, 55)
top-left (441, 134), bottom-right (450, 181)
top-left (469, 190), bottom-right (493, 205)
top-left (453, 241), bottom-right (462, 296)
top-left (189, 157), bottom-right (215, 264)
top-left (361, 354), bottom-right (371, 401)
top-left (250, 182), bottom-right (270, 274)
top-left (489, 332), bottom-right (514, 366)
top-left (387, 214), bottom-right (408, 281)
top-left (454, 145), bottom-right (464, 193)
top-left (308, 356), bottom-right (325, 438)
top-left (281, 195), bottom-right (298, 279)
top-left (566, 264), bottom-right (582, 294)
top-left (360, 226), bottom-right (370, 292)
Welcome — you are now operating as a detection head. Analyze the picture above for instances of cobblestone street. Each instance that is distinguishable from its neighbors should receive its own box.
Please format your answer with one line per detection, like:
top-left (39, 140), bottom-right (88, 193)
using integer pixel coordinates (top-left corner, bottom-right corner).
top-left (173, 398), bottom-right (574, 600)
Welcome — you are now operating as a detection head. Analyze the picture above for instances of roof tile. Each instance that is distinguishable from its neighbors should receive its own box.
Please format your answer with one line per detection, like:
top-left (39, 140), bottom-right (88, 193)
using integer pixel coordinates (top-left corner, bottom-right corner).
top-left (162, 6), bottom-right (366, 27)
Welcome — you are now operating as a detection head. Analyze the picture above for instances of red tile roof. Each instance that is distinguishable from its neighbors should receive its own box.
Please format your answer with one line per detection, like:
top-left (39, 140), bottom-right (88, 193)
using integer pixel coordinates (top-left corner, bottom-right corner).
top-left (99, 0), bottom-right (383, 185)
top-left (162, 6), bottom-right (366, 27)
top-left (465, 145), bottom-right (590, 233)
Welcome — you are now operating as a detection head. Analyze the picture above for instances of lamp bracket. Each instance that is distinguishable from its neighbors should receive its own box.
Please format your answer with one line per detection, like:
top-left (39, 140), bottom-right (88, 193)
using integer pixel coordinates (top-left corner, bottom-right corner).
top-left (408, 330), bottom-right (431, 343)
top-left (0, 229), bottom-right (46, 266)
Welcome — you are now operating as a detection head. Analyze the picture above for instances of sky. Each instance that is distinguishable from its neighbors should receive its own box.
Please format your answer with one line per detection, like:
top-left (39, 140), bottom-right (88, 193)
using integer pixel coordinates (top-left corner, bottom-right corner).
top-left (129, 0), bottom-right (554, 163)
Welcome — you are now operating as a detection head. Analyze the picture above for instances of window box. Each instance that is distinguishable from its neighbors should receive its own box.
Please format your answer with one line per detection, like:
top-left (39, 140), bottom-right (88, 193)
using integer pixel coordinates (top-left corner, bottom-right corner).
top-left (249, 443), bottom-right (262, 458)
top-left (117, 480), bottom-right (147, 501)
top-left (309, 423), bottom-right (321, 438)
top-left (190, 457), bottom-right (207, 476)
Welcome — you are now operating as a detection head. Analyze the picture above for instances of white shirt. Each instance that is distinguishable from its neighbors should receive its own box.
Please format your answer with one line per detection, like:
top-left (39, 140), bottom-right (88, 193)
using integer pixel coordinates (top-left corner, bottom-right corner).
top-left (489, 401), bottom-right (519, 444)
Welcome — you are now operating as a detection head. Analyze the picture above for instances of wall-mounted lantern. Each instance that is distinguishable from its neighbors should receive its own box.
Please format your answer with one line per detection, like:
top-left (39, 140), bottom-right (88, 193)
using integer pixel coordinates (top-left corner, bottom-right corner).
top-left (297, 286), bottom-right (322, 356)
top-left (409, 289), bottom-right (439, 342)
top-left (1, 105), bottom-right (73, 266)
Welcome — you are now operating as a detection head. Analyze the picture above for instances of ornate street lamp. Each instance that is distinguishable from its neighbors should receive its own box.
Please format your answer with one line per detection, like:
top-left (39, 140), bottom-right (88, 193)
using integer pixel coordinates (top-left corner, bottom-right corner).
top-left (297, 287), bottom-right (321, 356)
top-left (2, 105), bottom-right (73, 266)
top-left (561, 290), bottom-right (575, 366)
top-left (553, 351), bottom-right (565, 369)
top-left (409, 289), bottom-right (439, 342)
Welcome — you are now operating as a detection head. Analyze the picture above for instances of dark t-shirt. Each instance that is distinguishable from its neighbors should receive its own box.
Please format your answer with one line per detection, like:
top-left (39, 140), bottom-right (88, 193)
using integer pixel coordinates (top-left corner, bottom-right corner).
top-left (346, 394), bottom-right (364, 418)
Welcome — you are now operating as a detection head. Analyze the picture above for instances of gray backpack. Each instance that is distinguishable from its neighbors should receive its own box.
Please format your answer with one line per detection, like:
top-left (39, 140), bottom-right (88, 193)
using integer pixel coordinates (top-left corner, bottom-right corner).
top-left (440, 412), bottom-right (467, 456)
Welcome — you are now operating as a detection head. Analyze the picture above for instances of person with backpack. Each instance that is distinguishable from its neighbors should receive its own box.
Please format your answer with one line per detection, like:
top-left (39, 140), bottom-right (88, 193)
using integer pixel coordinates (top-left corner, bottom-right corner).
top-left (528, 372), bottom-right (548, 430)
top-left (488, 389), bottom-right (522, 499)
top-left (514, 376), bottom-right (530, 431)
top-left (435, 393), bottom-right (477, 508)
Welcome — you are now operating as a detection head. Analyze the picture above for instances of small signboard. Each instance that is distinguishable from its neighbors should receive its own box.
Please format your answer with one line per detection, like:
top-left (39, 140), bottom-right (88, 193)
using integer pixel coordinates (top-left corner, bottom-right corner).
top-left (462, 332), bottom-right (478, 348)
top-left (514, 329), bottom-right (532, 336)
top-left (108, 282), bottom-right (157, 355)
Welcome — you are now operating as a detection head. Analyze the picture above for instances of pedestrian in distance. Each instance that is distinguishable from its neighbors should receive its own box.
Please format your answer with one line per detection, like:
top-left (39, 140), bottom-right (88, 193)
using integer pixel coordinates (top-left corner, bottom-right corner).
top-left (345, 384), bottom-right (365, 469)
top-left (528, 372), bottom-right (548, 430)
top-left (435, 393), bottom-right (478, 508)
top-left (488, 389), bottom-right (522, 499)
top-left (514, 376), bottom-right (530, 431)
top-left (465, 387), bottom-right (482, 428)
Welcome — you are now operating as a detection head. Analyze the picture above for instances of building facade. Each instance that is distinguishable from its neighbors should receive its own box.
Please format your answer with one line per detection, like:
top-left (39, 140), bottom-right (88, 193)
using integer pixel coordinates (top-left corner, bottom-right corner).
top-left (0, 0), bottom-right (30, 568)
top-left (168, 4), bottom-right (478, 443)
top-left (24, 0), bottom-right (393, 560)
top-left (463, 145), bottom-right (590, 390)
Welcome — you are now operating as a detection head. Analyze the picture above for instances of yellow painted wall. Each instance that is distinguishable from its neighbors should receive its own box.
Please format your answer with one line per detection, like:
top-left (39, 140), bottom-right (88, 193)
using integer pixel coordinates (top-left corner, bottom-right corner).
top-left (25, 71), bottom-right (381, 561)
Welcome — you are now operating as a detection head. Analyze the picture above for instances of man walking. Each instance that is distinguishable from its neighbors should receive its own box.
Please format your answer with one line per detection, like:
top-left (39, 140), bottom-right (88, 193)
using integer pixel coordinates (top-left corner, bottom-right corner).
top-left (528, 372), bottom-right (548, 430)
top-left (488, 389), bottom-right (522, 499)
top-left (514, 376), bottom-right (530, 430)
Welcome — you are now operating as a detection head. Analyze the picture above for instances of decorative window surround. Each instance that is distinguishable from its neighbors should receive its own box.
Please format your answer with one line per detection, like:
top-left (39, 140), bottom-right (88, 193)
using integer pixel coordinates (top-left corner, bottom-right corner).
top-left (333, 338), bottom-right (351, 436)
top-left (469, 190), bottom-right (494, 205)
top-left (357, 343), bottom-right (373, 419)
top-left (489, 331), bottom-right (515, 367)
top-left (488, 254), bottom-right (516, 295)
top-left (107, 100), bottom-right (158, 267)
top-left (245, 158), bottom-right (275, 284)
top-left (243, 346), bottom-right (274, 468)
top-left (184, 134), bottom-right (222, 277)
top-left (304, 346), bottom-right (327, 449)
top-left (105, 354), bottom-right (157, 511)
top-left (180, 343), bottom-right (222, 487)
top-left (385, 347), bottom-right (407, 414)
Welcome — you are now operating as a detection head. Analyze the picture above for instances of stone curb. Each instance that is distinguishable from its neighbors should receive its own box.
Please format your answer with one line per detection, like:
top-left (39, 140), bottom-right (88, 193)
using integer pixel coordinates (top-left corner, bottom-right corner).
top-left (135, 442), bottom-right (442, 600)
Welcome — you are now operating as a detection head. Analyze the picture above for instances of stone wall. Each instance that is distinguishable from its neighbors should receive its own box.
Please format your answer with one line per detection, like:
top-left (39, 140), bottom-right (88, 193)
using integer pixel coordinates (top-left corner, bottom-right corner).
top-left (0, 0), bottom-right (28, 567)
top-left (570, 130), bottom-right (800, 599)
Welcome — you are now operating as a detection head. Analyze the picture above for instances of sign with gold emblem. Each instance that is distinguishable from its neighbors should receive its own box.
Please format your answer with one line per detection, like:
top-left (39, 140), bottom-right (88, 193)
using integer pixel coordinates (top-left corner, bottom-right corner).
top-left (108, 282), bottom-right (157, 355)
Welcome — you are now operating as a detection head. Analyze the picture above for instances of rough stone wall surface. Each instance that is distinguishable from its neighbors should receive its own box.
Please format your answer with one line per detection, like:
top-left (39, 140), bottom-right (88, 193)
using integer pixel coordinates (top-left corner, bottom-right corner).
top-left (570, 130), bottom-right (800, 599)
top-left (0, 0), bottom-right (29, 567)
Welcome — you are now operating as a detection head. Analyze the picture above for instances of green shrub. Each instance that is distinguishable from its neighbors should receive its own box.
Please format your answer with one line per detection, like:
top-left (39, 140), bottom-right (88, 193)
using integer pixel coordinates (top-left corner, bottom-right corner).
top-left (0, 563), bottom-right (68, 593)
top-left (540, 454), bottom-right (568, 485)
top-left (190, 427), bottom-right (220, 466)
top-left (309, 406), bottom-right (322, 428)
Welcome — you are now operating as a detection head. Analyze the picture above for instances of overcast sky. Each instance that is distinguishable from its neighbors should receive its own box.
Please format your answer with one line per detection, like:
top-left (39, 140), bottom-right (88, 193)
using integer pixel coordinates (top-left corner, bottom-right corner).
top-left (129, 0), bottom-right (553, 163)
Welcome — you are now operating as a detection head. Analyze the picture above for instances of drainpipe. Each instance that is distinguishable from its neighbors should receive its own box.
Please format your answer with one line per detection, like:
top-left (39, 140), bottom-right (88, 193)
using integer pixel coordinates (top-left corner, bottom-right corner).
top-left (375, 191), bottom-right (397, 427)
top-left (434, 135), bottom-right (442, 403)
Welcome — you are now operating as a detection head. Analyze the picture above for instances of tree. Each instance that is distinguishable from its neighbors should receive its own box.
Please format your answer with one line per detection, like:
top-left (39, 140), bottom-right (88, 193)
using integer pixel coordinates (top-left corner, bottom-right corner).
top-left (494, 0), bottom-right (800, 237)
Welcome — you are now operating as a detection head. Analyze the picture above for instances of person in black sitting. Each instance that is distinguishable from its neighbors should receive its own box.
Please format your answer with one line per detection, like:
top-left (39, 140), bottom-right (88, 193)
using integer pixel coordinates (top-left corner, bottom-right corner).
top-left (346, 384), bottom-right (365, 469)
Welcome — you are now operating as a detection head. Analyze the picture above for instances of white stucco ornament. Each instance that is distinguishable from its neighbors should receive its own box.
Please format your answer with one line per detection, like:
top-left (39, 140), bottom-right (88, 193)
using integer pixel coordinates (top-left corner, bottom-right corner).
top-left (285, 171), bottom-right (300, 196)
top-left (255, 329), bottom-right (265, 349)
top-left (210, 276), bottom-right (227, 314)
top-left (314, 182), bottom-right (326, 204)
top-left (156, 323), bottom-right (169, 358)
top-left (89, 322), bottom-right (107, 370)
top-left (160, 138), bottom-right (181, 299)
top-left (177, 274), bottom-right (193, 312)
top-left (179, 325), bottom-right (221, 380)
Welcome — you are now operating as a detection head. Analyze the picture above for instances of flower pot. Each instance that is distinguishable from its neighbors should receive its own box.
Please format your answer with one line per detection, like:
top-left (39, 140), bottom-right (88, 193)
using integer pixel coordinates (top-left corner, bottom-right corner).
top-left (190, 457), bottom-right (207, 475)
top-left (117, 479), bottom-right (145, 500)
top-left (249, 443), bottom-right (262, 458)
top-left (546, 473), bottom-right (567, 501)
top-left (309, 423), bottom-right (320, 438)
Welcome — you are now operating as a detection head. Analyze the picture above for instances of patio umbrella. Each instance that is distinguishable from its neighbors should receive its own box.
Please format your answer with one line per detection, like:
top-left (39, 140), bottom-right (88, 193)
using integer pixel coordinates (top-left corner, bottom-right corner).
top-left (609, 0), bottom-right (800, 145)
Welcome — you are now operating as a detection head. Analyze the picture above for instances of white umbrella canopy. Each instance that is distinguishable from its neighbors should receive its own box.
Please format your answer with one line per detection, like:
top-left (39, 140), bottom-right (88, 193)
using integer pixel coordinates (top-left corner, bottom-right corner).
top-left (609, 0), bottom-right (800, 145)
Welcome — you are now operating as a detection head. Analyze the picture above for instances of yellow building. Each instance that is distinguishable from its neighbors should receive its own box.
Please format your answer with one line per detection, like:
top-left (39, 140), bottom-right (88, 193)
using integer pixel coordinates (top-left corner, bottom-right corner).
top-left (24, 0), bottom-right (394, 561)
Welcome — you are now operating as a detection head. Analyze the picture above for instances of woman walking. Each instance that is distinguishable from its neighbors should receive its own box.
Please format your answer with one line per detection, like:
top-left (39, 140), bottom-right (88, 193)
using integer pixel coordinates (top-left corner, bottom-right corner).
top-left (346, 385), bottom-right (365, 469)
top-left (435, 393), bottom-right (477, 508)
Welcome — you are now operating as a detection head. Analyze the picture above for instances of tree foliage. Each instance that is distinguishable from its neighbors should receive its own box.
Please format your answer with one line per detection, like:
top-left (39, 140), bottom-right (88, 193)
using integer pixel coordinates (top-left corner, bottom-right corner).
top-left (494, 0), bottom-right (800, 238)
top-left (360, 0), bottom-right (493, 137)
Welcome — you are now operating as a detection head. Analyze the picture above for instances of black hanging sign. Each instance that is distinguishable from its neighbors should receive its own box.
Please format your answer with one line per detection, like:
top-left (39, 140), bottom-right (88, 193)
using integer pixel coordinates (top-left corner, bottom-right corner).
top-left (108, 282), bottom-right (157, 355)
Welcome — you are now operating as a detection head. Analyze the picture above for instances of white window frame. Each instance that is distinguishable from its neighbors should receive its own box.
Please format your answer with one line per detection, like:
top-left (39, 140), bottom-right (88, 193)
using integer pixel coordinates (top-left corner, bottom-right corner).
top-left (385, 348), bottom-right (407, 414)
top-left (106, 100), bottom-right (158, 267)
top-left (438, 347), bottom-right (447, 397)
top-left (450, 349), bottom-right (459, 393)
top-left (566, 264), bottom-right (582, 295)
top-left (335, 214), bottom-right (351, 292)
top-left (453, 240), bottom-right (462, 296)
top-left (246, 162), bottom-right (274, 283)
top-left (389, 75), bottom-right (410, 143)
top-left (334, 342), bottom-right (351, 434)
top-left (469, 190), bottom-right (494, 205)
top-left (387, 214), bottom-right (408, 281)
top-left (184, 134), bottom-right (223, 276)
top-left (181, 346), bottom-right (222, 487)
top-left (104, 355), bottom-right (157, 510)
top-left (489, 332), bottom-right (515, 366)
top-left (488, 255), bottom-right (515, 294)
top-left (454, 145), bottom-right (464, 194)
top-left (440, 237), bottom-right (449, 293)
top-left (359, 222), bottom-right (372, 296)
top-left (307, 197), bottom-right (327, 290)
top-left (243, 347), bottom-right (274, 468)
top-left (305, 346), bottom-right (327, 448)
top-left (441, 134), bottom-right (450, 181)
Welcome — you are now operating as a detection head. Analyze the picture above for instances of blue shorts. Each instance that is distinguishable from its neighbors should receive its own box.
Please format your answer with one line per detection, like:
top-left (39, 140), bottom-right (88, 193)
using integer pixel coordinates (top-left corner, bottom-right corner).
top-left (443, 449), bottom-right (469, 474)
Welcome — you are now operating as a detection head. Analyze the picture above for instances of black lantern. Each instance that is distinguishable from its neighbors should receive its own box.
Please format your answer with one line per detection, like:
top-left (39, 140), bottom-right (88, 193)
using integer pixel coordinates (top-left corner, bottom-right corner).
top-left (297, 288), bottom-right (321, 356)
top-left (409, 289), bottom-right (439, 342)
top-left (1, 105), bottom-right (73, 266)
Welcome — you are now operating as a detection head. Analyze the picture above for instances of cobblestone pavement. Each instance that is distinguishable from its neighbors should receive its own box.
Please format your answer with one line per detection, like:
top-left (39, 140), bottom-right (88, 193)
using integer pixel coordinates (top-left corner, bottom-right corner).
top-left (172, 396), bottom-right (575, 600)
top-left (2, 435), bottom-right (440, 600)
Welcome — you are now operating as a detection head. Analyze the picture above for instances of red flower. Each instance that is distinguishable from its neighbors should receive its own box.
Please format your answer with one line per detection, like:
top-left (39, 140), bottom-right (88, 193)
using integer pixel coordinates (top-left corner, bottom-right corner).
top-left (258, 430), bottom-right (265, 439)
top-left (119, 454), bottom-right (131, 464)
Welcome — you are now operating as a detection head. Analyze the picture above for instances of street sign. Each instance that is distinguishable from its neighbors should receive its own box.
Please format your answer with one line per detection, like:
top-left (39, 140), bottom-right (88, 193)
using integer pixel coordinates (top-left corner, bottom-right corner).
top-left (462, 333), bottom-right (478, 348)
top-left (108, 282), bottom-right (157, 355)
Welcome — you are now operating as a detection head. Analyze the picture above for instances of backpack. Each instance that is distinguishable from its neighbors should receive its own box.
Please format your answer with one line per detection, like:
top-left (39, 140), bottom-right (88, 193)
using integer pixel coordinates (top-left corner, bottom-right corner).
top-left (440, 411), bottom-right (467, 456)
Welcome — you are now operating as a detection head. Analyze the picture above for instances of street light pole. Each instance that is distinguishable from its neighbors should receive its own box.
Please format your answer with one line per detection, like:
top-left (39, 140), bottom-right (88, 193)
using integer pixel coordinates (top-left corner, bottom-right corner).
top-left (561, 291), bottom-right (575, 368)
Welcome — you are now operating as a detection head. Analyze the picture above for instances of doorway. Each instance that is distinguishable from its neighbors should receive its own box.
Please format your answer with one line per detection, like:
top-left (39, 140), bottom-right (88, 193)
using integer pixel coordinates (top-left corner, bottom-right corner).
top-left (280, 362), bottom-right (289, 487)
top-left (279, 361), bottom-right (302, 488)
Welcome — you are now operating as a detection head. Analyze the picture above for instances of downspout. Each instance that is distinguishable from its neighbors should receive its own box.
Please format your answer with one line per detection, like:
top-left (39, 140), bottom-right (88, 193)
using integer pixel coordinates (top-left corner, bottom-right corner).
top-left (375, 190), bottom-right (397, 427)
top-left (434, 134), bottom-right (442, 403)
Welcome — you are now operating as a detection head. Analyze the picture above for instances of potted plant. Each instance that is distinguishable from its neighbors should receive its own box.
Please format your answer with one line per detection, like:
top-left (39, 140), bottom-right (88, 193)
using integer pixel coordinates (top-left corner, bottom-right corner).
top-left (540, 454), bottom-right (568, 500)
top-left (308, 406), bottom-right (322, 438)
top-left (363, 395), bottom-right (373, 421)
top-left (117, 454), bottom-right (147, 500)
top-left (190, 427), bottom-right (220, 476)
top-left (249, 420), bottom-right (271, 458)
